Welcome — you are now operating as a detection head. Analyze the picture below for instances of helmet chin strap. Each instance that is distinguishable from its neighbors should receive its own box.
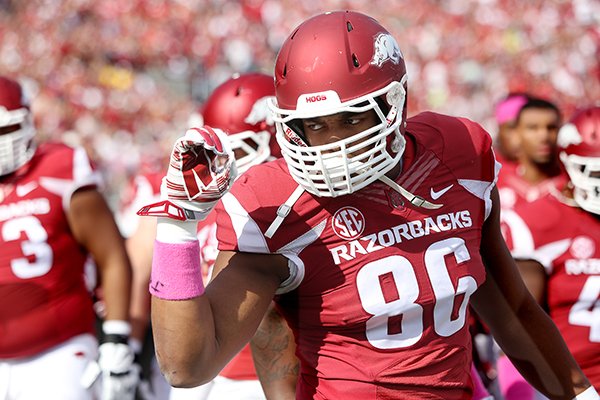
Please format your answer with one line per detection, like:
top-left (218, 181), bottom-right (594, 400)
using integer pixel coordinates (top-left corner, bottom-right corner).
top-left (264, 170), bottom-right (442, 240)
top-left (378, 174), bottom-right (442, 210)
top-left (379, 133), bottom-right (442, 210)
top-left (265, 131), bottom-right (442, 239)
top-left (548, 183), bottom-right (579, 208)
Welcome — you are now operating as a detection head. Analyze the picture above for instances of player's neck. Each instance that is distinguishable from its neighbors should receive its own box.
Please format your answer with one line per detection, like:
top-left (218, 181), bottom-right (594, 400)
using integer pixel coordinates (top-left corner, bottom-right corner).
top-left (385, 159), bottom-right (403, 182)
top-left (516, 159), bottom-right (561, 183)
top-left (387, 131), bottom-right (415, 181)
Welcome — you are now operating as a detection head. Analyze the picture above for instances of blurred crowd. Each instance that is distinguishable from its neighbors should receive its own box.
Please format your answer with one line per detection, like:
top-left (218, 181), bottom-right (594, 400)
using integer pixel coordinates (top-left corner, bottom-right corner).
top-left (0, 0), bottom-right (599, 206)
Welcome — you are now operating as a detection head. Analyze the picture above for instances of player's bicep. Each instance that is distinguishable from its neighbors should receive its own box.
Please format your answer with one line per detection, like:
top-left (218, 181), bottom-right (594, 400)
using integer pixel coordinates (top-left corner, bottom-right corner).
top-left (68, 188), bottom-right (124, 254)
top-left (206, 251), bottom-right (289, 356)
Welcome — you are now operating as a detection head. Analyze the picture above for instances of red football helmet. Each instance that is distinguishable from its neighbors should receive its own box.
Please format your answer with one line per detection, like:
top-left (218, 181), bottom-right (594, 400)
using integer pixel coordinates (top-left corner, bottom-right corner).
top-left (558, 105), bottom-right (600, 214)
top-left (269, 11), bottom-right (408, 197)
top-left (200, 72), bottom-right (278, 175)
top-left (0, 76), bottom-right (36, 176)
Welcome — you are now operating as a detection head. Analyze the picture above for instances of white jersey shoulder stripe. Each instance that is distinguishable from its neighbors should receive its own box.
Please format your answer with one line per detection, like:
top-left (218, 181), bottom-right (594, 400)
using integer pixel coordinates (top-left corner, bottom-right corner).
top-left (501, 209), bottom-right (535, 258)
top-left (221, 192), bottom-right (269, 253)
top-left (502, 208), bottom-right (571, 273)
top-left (531, 239), bottom-right (572, 273)
top-left (457, 160), bottom-right (500, 220)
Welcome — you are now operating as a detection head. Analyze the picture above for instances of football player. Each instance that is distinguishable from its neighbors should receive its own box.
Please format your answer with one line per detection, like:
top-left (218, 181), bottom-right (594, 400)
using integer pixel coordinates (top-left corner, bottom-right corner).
top-left (0, 75), bottom-right (138, 399)
top-left (496, 96), bottom-right (568, 210)
top-left (502, 105), bottom-right (600, 391)
top-left (140, 11), bottom-right (598, 400)
top-left (494, 95), bottom-right (570, 399)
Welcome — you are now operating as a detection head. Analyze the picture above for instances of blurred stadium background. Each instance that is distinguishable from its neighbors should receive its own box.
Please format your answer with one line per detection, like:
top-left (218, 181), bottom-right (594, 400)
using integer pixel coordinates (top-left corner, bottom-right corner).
top-left (0, 0), bottom-right (598, 206)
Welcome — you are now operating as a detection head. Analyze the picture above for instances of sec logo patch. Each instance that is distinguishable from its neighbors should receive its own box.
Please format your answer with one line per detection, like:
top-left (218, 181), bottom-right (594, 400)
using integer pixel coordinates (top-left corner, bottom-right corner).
top-left (570, 236), bottom-right (595, 259)
top-left (332, 206), bottom-right (365, 240)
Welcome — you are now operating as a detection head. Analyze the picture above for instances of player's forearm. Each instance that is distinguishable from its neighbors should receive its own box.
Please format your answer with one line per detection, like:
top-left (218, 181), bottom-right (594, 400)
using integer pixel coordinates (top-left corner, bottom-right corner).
top-left (127, 252), bottom-right (152, 342)
top-left (100, 255), bottom-right (133, 321)
top-left (151, 295), bottom-right (222, 387)
top-left (126, 222), bottom-right (155, 341)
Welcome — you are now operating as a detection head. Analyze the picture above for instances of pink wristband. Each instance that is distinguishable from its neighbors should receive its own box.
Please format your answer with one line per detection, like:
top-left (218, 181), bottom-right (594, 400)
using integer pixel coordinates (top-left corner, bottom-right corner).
top-left (150, 240), bottom-right (205, 300)
top-left (471, 363), bottom-right (491, 400)
top-left (497, 354), bottom-right (535, 400)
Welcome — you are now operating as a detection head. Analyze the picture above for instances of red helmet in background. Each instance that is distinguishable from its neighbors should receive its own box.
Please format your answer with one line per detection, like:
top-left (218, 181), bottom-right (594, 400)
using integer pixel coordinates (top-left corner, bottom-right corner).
top-left (0, 76), bottom-right (36, 176)
top-left (201, 72), bottom-right (278, 175)
top-left (269, 11), bottom-right (408, 197)
top-left (558, 105), bottom-right (600, 214)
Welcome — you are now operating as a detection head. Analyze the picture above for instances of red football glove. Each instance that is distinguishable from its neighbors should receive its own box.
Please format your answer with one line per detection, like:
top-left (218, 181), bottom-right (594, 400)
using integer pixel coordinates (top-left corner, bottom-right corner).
top-left (138, 126), bottom-right (237, 221)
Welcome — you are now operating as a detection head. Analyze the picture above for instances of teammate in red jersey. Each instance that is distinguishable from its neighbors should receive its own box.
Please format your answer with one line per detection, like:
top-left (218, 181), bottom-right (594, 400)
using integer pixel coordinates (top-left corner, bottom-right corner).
top-left (140, 11), bottom-right (597, 400)
top-left (494, 95), bottom-right (570, 399)
top-left (467, 92), bottom-right (532, 396)
top-left (0, 75), bottom-right (138, 399)
top-left (502, 105), bottom-right (600, 391)
top-left (496, 96), bottom-right (568, 210)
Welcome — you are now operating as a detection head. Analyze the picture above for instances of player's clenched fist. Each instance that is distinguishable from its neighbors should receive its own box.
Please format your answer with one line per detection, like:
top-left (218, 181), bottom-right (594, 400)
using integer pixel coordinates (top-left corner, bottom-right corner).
top-left (138, 126), bottom-right (237, 221)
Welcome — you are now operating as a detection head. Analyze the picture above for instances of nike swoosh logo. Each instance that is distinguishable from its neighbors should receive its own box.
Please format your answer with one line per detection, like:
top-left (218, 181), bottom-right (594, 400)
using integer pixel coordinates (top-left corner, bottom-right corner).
top-left (430, 184), bottom-right (453, 200)
top-left (16, 182), bottom-right (38, 197)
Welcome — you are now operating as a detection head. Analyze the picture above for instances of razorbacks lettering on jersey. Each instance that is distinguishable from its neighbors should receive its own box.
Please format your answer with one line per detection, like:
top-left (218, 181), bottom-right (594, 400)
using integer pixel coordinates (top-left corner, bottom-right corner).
top-left (0, 143), bottom-right (102, 358)
top-left (216, 112), bottom-right (499, 399)
top-left (502, 195), bottom-right (600, 388)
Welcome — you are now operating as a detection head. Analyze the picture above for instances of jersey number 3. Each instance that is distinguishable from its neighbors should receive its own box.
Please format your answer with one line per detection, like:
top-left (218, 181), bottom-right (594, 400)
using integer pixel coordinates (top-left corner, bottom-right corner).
top-left (3, 216), bottom-right (53, 278)
top-left (356, 237), bottom-right (477, 349)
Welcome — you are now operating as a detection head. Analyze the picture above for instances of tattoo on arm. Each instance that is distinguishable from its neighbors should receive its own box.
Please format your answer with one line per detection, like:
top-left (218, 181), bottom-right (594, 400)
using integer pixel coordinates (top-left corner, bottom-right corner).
top-left (251, 304), bottom-right (299, 389)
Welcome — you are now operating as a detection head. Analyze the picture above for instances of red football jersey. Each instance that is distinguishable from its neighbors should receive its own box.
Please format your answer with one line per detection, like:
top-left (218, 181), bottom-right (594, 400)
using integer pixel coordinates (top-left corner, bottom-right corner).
top-left (502, 195), bottom-right (600, 388)
top-left (216, 112), bottom-right (498, 399)
top-left (0, 143), bottom-right (102, 358)
top-left (496, 162), bottom-right (568, 210)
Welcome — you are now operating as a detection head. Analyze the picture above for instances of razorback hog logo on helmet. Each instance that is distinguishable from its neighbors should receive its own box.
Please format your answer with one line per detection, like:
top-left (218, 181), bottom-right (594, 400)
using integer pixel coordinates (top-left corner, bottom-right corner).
top-left (557, 123), bottom-right (583, 148)
top-left (244, 96), bottom-right (275, 127)
top-left (370, 33), bottom-right (403, 67)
